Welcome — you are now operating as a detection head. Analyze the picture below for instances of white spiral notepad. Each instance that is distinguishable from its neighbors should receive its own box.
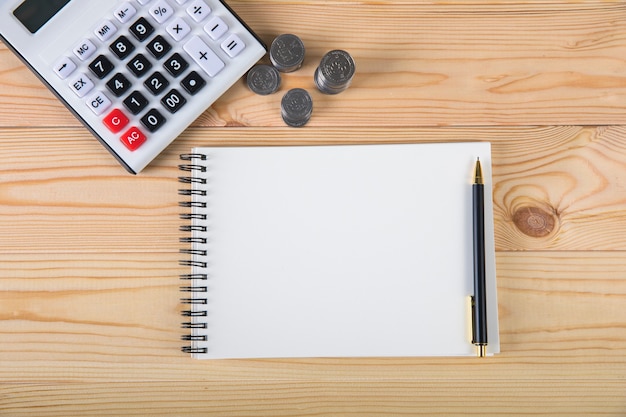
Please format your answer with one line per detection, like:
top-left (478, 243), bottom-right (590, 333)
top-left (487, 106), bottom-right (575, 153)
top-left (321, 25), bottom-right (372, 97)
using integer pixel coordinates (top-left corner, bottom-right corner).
top-left (179, 142), bottom-right (499, 359)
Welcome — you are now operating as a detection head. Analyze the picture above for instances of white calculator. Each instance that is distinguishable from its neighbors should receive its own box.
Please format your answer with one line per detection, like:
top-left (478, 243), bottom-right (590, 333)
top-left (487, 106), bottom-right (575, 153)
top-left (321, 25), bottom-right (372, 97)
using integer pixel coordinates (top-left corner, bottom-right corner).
top-left (0, 0), bottom-right (266, 174)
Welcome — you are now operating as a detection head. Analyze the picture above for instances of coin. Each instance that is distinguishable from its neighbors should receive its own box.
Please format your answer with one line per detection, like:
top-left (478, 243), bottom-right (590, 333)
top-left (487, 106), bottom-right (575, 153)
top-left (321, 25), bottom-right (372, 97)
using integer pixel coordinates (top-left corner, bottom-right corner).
top-left (270, 34), bottom-right (305, 73)
top-left (314, 50), bottom-right (356, 94)
top-left (281, 88), bottom-right (313, 127)
top-left (247, 64), bottom-right (281, 95)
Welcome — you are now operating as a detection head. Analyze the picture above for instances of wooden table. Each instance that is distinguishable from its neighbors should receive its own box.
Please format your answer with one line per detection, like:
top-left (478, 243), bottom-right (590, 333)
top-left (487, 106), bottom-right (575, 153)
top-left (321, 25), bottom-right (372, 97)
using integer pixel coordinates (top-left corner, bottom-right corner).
top-left (1, 1), bottom-right (626, 415)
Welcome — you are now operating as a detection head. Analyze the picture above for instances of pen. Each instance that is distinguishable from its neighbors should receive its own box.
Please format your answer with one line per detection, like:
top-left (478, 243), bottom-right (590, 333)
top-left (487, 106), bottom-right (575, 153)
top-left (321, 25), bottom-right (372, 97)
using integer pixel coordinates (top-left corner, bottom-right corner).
top-left (472, 158), bottom-right (488, 357)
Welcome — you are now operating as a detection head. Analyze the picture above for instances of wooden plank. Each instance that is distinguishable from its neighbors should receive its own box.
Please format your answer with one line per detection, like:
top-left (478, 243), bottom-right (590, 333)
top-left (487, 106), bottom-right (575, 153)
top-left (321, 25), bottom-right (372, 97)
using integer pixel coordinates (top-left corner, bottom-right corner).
top-left (1, 380), bottom-right (626, 417)
top-left (1, 252), bottom-right (625, 385)
top-left (1, 126), bottom-right (626, 253)
top-left (1, 2), bottom-right (626, 127)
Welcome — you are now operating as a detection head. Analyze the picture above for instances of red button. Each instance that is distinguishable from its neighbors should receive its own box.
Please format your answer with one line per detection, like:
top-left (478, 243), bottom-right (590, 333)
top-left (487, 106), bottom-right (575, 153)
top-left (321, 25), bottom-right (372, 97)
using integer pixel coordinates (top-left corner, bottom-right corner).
top-left (103, 109), bottom-right (129, 133)
top-left (120, 126), bottom-right (147, 151)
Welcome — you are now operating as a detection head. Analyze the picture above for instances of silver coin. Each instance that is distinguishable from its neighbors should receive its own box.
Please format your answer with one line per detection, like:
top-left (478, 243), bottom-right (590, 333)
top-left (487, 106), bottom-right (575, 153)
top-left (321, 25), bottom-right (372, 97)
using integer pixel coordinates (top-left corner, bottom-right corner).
top-left (270, 34), bottom-right (305, 73)
top-left (314, 50), bottom-right (356, 94)
top-left (247, 65), bottom-right (281, 95)
top-left (281, 88), bottom-right (313, 127)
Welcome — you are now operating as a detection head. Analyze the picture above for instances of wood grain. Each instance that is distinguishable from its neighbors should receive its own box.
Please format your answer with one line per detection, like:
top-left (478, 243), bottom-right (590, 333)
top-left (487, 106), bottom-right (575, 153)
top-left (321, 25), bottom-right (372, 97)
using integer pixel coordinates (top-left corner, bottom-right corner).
top-left (2, 2), bottom-right (626, 127)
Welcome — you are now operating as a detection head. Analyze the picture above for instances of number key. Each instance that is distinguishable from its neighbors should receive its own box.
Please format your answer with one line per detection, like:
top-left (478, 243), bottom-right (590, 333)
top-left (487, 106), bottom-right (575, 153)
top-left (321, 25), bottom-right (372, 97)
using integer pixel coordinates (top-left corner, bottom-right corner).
top-left (164, 53), bottom-right (189, 77)
top-left (127, 54), bottom-right (152, 77)
top-left (123, 90), bottom-right (149, 115)
top-left (161, 89), bottom-right (187, 113)
top-left (144, 71), bottom-right (170, 95)
top-left (110, 35), bottom-right (135, 59)
top-left (106, 73), bottom-right (132, 97)
top-left (88, 55), bottom-right (114, 79)
top-left (146, 35), bottom-right (172, 60)
top-left (129, 17), bottom-right (154, 42)
top-left (141, 108), bottom-right (167, 132)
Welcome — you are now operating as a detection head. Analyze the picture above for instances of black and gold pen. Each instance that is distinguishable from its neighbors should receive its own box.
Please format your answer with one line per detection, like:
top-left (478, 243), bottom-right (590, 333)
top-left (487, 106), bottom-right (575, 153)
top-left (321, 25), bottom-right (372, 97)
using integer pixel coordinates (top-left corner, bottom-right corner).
top-left (471, 158), bottom-right (488, 357)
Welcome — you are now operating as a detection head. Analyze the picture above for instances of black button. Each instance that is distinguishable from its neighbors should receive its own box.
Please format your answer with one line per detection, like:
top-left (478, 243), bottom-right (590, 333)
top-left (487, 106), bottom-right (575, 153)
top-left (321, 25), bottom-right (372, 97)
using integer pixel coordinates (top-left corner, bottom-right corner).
top-left (164, 53), bottom-right (189, 77)
top-left (127, 54), bottom-right (152, 78)
top-left (123, 90), bottom-right (149, 115)
top-left (129, 17), bottom-right (154, 42)
top-left (88, 55), bottom-right (114, 79)
top-left (144, 71), bottom-right (170, 96)
top-left (106, 73), bottom-right (132, 97)
top-left (181, 71), bottom-right (206, 95)
top-left (146, 35), bottom-right (171, 60)
top-left (110, 36), bottom-right (135, 60)
top-left (141, 108), bottom-right (166, 132)
top-left (161, 89), bottom-right (187, 114)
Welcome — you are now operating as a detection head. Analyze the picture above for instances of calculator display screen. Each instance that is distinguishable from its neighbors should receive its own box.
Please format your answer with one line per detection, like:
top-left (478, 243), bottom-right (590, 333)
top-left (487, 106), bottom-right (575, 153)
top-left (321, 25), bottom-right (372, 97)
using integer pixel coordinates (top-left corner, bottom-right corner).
top-left (13, 0), bottom-right (71, 33)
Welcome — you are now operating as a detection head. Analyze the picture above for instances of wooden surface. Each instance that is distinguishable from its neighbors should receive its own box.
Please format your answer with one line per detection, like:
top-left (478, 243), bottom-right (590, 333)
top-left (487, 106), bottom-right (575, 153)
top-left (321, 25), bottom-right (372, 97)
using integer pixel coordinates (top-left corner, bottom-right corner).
top-left (1, 1), bottom-right (626, 415)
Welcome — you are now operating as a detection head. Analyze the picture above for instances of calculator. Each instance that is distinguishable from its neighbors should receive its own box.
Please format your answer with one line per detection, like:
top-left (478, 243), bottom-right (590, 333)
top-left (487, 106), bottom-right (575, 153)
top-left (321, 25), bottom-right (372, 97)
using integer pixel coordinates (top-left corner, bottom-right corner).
top-left (0, 0), bottom-right (266, 174)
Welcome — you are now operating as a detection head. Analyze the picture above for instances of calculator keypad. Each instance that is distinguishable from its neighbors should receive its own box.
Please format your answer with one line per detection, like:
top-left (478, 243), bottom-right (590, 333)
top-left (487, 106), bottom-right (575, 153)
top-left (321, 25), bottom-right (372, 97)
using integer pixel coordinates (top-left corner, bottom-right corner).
top-left (51, 0), bottom-right (263, 163)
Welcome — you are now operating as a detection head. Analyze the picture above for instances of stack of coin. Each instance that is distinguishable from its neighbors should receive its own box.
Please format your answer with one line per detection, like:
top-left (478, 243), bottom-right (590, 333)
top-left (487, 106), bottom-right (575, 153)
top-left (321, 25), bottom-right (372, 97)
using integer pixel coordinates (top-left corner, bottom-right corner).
top-left (281, 88), bottom-right (313, 127)
top-left (246, 64), bottom-right (281, 95)
top-left (314, 50), bottom-right (356, 94)
top-left (270, 34), bottom-right (305, 73)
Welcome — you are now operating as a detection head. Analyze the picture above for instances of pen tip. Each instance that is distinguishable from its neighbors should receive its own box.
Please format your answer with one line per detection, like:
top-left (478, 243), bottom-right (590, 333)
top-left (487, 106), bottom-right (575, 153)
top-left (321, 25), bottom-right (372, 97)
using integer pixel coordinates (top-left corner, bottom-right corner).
top-left (474, 159), bottom-right (484, 185)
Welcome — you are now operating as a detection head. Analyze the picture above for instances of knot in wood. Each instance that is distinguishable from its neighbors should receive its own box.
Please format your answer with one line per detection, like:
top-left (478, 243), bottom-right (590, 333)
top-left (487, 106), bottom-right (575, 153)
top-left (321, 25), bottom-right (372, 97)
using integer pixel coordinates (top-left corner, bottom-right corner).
top-left (512, 206), bottom-right (556, 238)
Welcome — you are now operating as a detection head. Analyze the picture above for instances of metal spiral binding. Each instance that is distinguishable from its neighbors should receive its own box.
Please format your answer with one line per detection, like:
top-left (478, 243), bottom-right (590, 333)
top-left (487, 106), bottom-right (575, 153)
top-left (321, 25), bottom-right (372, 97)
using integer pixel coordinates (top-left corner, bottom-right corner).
top-left (179, 153), bottom-right (209, 355)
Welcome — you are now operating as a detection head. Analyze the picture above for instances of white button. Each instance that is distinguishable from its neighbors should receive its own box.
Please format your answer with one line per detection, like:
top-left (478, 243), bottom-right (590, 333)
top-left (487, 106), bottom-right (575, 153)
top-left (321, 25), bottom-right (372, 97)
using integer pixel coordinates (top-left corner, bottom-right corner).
top-left (176, 0), bottom-right (189, 4)
top-left (114, 2), bottom-right (137, 23)
top-left (149, 0), bottom-right (174, 23)
top-left (94, 19), bottom-right (118, 41)
top-left (186, 0), bottom-right (211, 22)
top-left (86, 91), bottom-right (112, 115)
top-left (183, 35), bottom-right (225, 77)
top-left (72, 39), bottom-right (97, 61)
top-left (204, 16), bottom-right (228, 40)
top-left (136, 0), bottom-right (152, 5)
top-left (53, 56), bottom-right (77, 80)
top-left (69, 73), bottom-right (95, 98)
top-left (221, 34), bottom-right (245, 58)
top-left (166, 17), bottom-right (191, 42)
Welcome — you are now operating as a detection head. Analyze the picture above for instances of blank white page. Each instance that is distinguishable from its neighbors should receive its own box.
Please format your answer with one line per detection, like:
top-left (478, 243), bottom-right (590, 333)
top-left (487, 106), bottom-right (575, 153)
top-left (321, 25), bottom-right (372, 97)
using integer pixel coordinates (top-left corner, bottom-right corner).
top-left (188, 142), bottom-right (499, 359)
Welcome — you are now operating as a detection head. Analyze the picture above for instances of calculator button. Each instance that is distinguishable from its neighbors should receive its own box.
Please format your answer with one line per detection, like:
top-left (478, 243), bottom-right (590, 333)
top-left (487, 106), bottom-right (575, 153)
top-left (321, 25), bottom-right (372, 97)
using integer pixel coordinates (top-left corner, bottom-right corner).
top-left (114, 2), bottom-right (137, 23)
top-left (144, 71), bottom-right (170, 95)
top-left (204, 16), bottom-right (228, 40)
top-left (89, 55), bottom-right (115, 79)
top-left (176, 0), bottom-right (189, 4)
top-left (121, 126), bottom-right (147, 151)
top-left (123, 90), bottom-right (150, 115)
top-left (180, 71), bottom-right (206, 95)
top-left (164, 53), bottom-right (189, 77)
top-left (94, 20), bottom-right (118, 42)
top-left (129, 17), bottom-right (154, 42)
top-left (137, 0), bottom-right (153, 5)
top-left (149, 0), bottom-right (175, 24)
top-left (110, 36), bottom-right (136, 60)
top-left (127, 54), bottom-right (153, 77)
top-left (106, 73), bottom-right (132, 97)
top-left (161, 89), bottom-right (187, 113)
top-left (69, 73), bottom-right (95, 97)
top-left (166, 17), bottom-right (191, 42)
top-left (85, 91), bottom-right (112, 115)
top-left (73, 39), bottom-right (97, 61)
top-left (183, 35), bottom-right (224, 77)
top-left (53, 56), bottom-right (77, 79)
top-left (103, 109), bottom-right (130, 133)
top-left (186, 0), bottom-right (211, 22)
top-left (146, 35), bottom-right (172, 59)
top-left (141, 108), bottom-right (167, 132)
top-left (221, 34), bottom-right (245, 58)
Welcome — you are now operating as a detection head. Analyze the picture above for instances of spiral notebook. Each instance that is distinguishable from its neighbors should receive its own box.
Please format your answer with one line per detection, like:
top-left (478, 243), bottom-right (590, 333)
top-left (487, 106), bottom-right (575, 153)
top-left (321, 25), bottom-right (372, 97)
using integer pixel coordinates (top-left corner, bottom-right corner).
top-left (179, 142), bottom-right (499, 359)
